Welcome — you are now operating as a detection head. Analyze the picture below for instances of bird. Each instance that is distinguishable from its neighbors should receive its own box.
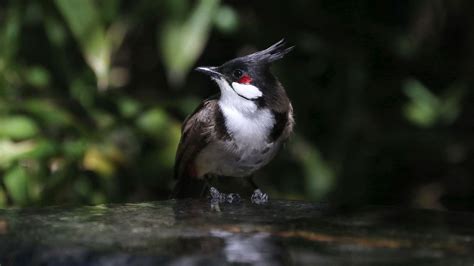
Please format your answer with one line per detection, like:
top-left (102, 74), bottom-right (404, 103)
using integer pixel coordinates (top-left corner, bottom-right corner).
top-left (171, 39), bottom-right (294, 204)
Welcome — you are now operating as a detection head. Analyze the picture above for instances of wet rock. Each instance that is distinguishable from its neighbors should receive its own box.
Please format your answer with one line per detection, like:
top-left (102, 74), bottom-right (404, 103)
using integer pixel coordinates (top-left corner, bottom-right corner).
top-left (0, 199), bottom-right (474, 265)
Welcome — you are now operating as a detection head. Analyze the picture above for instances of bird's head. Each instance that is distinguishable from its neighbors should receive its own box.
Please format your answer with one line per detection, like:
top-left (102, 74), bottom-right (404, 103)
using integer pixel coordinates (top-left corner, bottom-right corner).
top-left (196, 39), bottom-right (293, 102)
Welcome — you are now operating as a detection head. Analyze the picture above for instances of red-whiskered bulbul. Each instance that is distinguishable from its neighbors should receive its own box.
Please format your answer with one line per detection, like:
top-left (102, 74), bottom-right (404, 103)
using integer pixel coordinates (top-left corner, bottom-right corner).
top-left (171, 39), bottom-right (294, 203)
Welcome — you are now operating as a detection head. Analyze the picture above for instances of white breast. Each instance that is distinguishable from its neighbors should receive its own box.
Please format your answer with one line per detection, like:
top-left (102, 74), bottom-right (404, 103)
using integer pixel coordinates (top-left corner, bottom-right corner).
top-left (220, 104), bottom-right (274, 148)
top-left (216, 77), bottom-right (275, 148)
top-left (194, 77), bottom-right (281, 178)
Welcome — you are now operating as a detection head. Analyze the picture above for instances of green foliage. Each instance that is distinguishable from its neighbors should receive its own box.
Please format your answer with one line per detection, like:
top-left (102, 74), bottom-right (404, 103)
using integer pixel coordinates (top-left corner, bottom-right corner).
top-left (0, 1), bottom-right (472, 210)
top-left (137, 108), bottom-right (170, 135)
top-left (0, 116), bottom-right (39, 140)
top-left (54, 0), bottom-right (112, 90)
top-left (24, 66), bottom-right (51, 89)
top-left (291, 136), bottom-right (335, 200)
top-left (4, 165), bottom-right (29, 205)
top-left (0, 140), bottom-right (36, 169)
top-left (160, 0), bottom-right (221, 86)
top-left (403, 79), bottom-right (464, 127)
top-left (0, 1), bottom-right (190, 206)
top-left (213, 5), bottom-right (239, 34)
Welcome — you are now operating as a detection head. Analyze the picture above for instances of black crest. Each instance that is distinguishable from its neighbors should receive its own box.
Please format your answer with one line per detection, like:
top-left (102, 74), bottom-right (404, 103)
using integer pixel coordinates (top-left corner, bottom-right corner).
top-left (242, 39), bottom-right (294, 64)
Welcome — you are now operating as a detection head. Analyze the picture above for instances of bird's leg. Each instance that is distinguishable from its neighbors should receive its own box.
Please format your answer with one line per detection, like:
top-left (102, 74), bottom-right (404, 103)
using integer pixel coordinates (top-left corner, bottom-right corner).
top-left (206, 176), bottom-right (241, 205)
top-left (204, 175), bottom-right (223, 202)
top-left (200, 175), bottom-right (212, 197)
top-left (205, 176), bottom-right (223, 212)
top-left (246, 176), bottom-right (269, 204)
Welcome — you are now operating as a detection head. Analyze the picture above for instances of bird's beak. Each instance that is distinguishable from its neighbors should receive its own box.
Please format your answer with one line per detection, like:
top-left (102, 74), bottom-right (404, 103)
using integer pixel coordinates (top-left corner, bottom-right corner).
top-left (195, 66), bottom-right (223, 79)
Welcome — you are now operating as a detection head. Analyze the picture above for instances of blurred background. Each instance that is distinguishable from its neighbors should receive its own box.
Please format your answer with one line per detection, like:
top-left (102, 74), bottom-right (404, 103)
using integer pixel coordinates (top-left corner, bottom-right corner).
top-left (0, 0), bottom-right (473, 211)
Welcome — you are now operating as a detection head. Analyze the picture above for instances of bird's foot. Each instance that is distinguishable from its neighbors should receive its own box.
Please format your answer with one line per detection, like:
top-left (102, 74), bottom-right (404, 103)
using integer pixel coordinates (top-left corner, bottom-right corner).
top-left (226, 193), bottom-right (241, 204)
top-left (251, 189), bottom-right (269, 205)
top-left (209, 187), bottom-right (241, 211)
top-left (209, 187), bottom-right (226, 203)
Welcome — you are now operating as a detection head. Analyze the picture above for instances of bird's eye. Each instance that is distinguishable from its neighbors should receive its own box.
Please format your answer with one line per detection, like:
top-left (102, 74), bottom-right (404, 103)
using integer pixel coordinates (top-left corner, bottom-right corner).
top-left (233, 69), bottom-right (243, 78)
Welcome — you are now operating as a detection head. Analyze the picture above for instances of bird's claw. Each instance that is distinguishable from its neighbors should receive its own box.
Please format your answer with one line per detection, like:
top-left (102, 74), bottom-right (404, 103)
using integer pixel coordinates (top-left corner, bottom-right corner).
top-left (226, 193), bottom-right (241, 204)
top-left (251, 189), bottom-right (269, 204)
top-left (209, 187), bottom-right (266, 210)
top-left (209, 187), bottom-right (226, 202)
top-left (209, 187), bottom-right (241, 211)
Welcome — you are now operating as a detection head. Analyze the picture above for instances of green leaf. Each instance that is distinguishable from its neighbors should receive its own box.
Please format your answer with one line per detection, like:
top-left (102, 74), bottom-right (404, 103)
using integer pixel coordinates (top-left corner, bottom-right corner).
top-left (118, 97), bottom-right (142, 118)
top-left (0, 140), bottom-right (36, 169)
top-left (403, 79), bottom-right (464, 127)
top-left (403, 79), bottom-right (439, 127)
top-left (43, 16), bottom-right (67, 47)
top-left (24, 139), bottom-right (57, 159)
top-left (96, 0), bottom-right (121, 24)
top-left (4, 165), bottom-right (29, 205)
top-left (25, 66), bottom-right (51, 88)
top-left (0, 187), bottom-right (7, 207)
top-left (63, 139), bottom-right (87, 159)
top-left (137, 108), bottom-right (170, 136)
top-left (290, 136), bottom-right (335, 200)
top-left (158, 122), bottom-right (182, 168)
top-left (214, 5), bottom-right (239, 33)
top-left (54, 0), bottom-right (111, 89)
top-left (0, 116), bottom-right (39, 139)
top-left (160, 0), bottom-right (220, 86)
top-left (23, 99), bottom-right (74, 129)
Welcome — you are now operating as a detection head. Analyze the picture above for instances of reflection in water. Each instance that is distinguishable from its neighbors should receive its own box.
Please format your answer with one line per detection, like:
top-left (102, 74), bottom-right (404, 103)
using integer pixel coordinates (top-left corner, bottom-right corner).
top-left (211, 230), bottom-right (287, 265)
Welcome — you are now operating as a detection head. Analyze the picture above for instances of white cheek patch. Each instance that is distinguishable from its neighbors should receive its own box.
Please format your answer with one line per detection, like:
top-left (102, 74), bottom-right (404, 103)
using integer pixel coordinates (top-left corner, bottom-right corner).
top-left (231, 82), bottom-right (263, 99)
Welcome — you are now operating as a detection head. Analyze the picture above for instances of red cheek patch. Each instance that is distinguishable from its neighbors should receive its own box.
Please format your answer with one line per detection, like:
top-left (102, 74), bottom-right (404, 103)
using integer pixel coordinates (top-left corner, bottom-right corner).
top-left (238, 75), bottom-right (252, 84)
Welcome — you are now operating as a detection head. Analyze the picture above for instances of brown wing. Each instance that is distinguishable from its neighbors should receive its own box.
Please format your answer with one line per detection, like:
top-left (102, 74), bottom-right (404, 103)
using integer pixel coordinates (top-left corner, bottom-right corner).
top-left (174, 97), bottom-right (220, 181)
top-left (171, 96), bottom-right (228, 198)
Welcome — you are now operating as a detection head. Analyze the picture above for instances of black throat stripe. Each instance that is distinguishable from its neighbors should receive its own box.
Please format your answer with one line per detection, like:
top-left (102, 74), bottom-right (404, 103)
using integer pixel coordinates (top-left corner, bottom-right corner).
top-left (269, 111), bottom-right (288, 142)
top-left (215, 105), bottom-right (232, 141)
